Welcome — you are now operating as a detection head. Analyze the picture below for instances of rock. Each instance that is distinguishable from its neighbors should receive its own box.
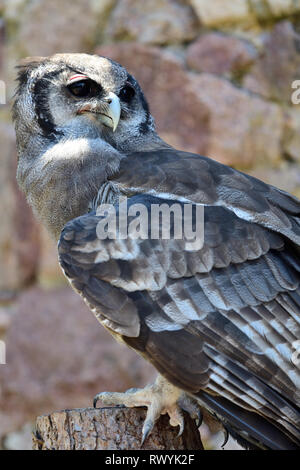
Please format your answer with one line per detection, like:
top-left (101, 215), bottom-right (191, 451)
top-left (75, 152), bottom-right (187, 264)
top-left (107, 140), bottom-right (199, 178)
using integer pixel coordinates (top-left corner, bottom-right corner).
top-left (189, 0), bottom-right (300, 26)
top-left (243, 21), bottom-right (300, 103)
top-left (249, 0), bottom-right (300, 19)
top-left (0, 18), bottom-right (6, 104)
top-left (283, 108), bottom-right (300, 162)
top-left (0, 291), bottom-right (17, 305)
top-left (186, 32), bottom-right (257, 77)
top-left (105, 0), bottom-right (198, 45)
top-left (0, 18), bottom-right (4, 73)
top-left (188, 73), bottom-right (283, 167)
top-left (0, 307), bottom-right (11, 334)
top-left (12, 0), bottom-right (114, 56)
top-left (1, 0), bottom-right (27, 21)
top-left (97, 43), bottom-right (209, 155)
top-left (97, 44), bottom-right (283, 167)
top-left (188, 0), bottom-right (255, 27)
top-left (37, 226), bottom-right (67, 287)
top-left (0, 286), bottom-right (155, 440)
top-left (249, 163), bottom-right (300, 195)
top-left (0, 122), bottom-right (39, 292)
top-left (3, 422), bottom-right (33, 450)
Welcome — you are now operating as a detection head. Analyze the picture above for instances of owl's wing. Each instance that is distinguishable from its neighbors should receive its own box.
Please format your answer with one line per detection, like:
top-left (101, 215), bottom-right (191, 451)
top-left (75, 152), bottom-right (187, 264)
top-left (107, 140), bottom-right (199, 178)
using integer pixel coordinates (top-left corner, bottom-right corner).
top-left (58, 149), bottom-right (300, 449)
top-left (114, 149), bottom-right (300, 246)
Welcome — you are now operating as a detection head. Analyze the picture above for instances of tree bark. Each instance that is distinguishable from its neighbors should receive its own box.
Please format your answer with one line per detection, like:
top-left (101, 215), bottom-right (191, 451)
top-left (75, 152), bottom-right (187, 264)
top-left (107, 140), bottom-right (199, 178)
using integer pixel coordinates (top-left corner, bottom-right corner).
top-left (32, 407), bottom-right (204, 450)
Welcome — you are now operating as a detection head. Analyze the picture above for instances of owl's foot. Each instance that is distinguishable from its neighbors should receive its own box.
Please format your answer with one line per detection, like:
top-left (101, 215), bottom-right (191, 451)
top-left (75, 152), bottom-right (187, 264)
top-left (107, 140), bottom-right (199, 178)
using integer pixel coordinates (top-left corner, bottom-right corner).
top-left (93, 374), bottom-right (202, 445)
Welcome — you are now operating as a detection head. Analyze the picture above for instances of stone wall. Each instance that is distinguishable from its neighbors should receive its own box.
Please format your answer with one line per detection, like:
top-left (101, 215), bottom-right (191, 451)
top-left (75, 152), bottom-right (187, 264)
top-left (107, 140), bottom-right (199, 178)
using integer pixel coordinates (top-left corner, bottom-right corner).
top-left (1, 0), bottom-right (300, 449)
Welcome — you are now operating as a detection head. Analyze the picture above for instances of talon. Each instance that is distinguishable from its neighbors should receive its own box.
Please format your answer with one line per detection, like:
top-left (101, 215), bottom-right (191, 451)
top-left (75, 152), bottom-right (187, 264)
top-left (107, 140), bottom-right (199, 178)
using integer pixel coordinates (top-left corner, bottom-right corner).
top-left (92, 375), bottom-right (191, 445)
top-left (93, 392), bottom-right (109, 408)
top-left (141, 420), bottom-right (154, 445)
top-left (177, 422), bottom-right (184, 437)
top-left (196, 409), bottom-right (203, 428)
top-left (93, 395), bottom-right (99, 408)
top-left (221, 427), bottom-right (229, 449)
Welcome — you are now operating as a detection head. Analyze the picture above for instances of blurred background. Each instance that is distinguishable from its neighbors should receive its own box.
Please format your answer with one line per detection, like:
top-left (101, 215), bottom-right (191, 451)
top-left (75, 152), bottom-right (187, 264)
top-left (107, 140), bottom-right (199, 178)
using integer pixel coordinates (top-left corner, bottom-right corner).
top-left (1, 0), bottom-right (300, 450)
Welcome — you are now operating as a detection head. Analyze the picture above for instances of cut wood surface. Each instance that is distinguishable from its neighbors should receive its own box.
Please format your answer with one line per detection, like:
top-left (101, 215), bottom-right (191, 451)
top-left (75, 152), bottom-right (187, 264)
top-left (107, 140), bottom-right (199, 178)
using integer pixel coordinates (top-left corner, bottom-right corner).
top-left (32, 406), bottom-right (204, 450)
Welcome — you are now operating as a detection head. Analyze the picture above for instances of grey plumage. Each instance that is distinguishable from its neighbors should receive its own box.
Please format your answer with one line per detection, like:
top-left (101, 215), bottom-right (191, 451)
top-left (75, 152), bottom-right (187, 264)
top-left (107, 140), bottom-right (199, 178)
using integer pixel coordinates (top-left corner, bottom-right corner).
top-left (13, 53), bottom-right (300, 450)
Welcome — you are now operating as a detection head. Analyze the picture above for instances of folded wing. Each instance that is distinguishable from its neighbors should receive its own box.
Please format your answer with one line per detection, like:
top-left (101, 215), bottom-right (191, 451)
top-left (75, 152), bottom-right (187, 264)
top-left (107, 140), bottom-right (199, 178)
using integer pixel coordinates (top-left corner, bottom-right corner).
top-left (58, 149), bottom-right (300, 448)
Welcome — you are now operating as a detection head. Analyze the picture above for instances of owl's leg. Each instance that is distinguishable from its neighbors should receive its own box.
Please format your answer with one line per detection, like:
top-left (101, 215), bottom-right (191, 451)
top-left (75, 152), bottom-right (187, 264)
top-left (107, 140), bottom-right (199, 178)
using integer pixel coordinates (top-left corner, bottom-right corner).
top-left (93, 374), bottom-right (202, 444)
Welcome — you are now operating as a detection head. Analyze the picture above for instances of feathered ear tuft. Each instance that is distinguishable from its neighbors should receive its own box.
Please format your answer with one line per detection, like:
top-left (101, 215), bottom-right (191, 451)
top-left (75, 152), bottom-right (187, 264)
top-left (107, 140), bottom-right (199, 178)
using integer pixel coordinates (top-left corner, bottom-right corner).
top-left (15, 56), bottom-right (47, 88)
top-left (17, 56), bottom-right (47, 70)
top-left (12, 57), bottom-right (48, 121)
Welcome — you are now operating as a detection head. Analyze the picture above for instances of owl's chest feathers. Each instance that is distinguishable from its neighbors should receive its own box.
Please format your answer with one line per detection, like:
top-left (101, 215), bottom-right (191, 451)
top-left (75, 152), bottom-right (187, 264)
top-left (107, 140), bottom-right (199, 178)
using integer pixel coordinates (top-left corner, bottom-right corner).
top-left (17, 137), bottom-right (123, 239)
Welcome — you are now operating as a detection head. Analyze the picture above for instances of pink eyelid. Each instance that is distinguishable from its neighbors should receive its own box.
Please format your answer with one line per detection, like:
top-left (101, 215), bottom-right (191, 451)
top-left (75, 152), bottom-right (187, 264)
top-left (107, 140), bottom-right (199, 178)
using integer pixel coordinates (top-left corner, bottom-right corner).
top-left (68, 74), bottom-right (88, 83)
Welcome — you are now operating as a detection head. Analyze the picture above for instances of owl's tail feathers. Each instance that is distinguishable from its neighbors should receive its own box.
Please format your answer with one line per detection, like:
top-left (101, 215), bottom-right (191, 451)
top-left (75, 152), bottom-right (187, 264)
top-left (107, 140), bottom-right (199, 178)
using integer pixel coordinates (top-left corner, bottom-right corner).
top-left (195, 391), bottom-right (300, 450)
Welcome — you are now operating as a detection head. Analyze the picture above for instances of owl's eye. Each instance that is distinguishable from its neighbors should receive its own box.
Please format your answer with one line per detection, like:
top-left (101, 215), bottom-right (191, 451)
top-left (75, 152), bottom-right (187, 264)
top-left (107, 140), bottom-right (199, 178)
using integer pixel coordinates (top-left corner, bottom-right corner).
top-left (67, 79), bottom-right (99, 98)
top-left (119, 84), bottom-right (135, 102)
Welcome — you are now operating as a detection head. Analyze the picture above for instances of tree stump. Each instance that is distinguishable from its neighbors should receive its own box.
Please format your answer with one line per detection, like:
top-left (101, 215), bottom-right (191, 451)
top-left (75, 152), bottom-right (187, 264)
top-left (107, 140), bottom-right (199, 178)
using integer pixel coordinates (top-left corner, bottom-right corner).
top-left (32, 407), bottom-right (204, 450)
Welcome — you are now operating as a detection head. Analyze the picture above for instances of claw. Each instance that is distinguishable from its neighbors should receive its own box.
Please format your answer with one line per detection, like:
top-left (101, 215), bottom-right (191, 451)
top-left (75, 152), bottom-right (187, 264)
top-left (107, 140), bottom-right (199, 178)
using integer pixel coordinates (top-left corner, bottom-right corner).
top-left (93, 392), bottom-right (126, 409)
top-left (177, 422), bottom-right (184, 437)
top-left (93, 395), bottom-right (99, 409)
top-left (141, 420), bottom-right (154, 446)
top-left (92, 375), bottom-right (194, 446)
top-left (178, 393), bottom-right (203, 429)
top-left (221, 427), bottom-right (229, 449)
top-left (195, 409), bottom-right (203, 428)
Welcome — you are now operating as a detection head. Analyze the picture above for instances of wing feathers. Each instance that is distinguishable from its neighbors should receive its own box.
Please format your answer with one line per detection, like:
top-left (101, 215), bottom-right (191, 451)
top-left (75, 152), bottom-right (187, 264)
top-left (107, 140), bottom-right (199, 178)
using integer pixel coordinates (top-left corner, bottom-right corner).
top-left (58, 149), bottom-right (300, 449)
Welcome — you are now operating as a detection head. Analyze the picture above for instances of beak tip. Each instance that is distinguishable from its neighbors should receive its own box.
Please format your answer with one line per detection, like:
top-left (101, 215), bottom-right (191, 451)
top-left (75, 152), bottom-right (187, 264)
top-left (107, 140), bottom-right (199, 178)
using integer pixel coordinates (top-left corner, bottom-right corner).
top-left (107, 92), bottom-right (121, 132)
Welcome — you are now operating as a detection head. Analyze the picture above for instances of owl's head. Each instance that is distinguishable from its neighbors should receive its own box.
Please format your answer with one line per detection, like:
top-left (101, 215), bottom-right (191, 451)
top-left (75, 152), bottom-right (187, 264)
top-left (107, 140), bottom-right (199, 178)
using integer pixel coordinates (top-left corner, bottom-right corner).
top-left (13, 53), bottom-right (155, 155)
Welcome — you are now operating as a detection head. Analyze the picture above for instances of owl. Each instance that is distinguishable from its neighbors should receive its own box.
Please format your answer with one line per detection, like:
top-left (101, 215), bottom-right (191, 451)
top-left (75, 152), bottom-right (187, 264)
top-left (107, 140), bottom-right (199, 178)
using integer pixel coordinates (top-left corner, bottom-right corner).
top-left (13, 53), bottom-right (300, 449)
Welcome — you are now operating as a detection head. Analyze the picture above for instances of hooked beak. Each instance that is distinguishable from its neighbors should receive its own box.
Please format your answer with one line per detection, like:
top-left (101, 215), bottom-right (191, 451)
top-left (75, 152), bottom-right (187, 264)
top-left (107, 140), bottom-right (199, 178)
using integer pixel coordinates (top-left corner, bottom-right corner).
top-left (98, 92), bottom-right (121, 132)
top-left (78, 92), bottom-right (121, 132)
